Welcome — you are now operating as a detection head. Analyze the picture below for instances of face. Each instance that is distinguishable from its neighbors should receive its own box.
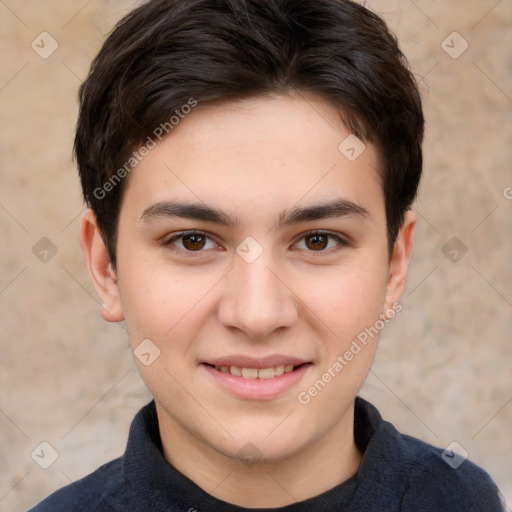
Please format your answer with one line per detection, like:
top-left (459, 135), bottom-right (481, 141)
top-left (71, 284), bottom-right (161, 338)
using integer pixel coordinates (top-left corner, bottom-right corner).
top-left (82, 93), bottom-right (414, 468)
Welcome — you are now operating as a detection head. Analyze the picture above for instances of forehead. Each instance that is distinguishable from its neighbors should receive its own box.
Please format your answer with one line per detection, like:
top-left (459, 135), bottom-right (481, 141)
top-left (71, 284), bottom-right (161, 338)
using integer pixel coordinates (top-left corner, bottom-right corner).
top-left (121, 93), bottom-right (384, 224)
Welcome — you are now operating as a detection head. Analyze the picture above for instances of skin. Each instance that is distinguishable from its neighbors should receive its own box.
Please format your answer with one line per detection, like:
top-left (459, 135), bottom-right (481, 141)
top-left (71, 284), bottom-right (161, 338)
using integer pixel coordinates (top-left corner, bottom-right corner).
top-left (80, 92), bottom-right (415, 508)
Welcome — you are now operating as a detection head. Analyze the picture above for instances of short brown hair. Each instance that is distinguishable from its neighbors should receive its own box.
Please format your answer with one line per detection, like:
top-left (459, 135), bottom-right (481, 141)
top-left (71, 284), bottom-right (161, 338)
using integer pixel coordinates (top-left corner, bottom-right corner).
top-left (75, 0), bottom-right (424, 268)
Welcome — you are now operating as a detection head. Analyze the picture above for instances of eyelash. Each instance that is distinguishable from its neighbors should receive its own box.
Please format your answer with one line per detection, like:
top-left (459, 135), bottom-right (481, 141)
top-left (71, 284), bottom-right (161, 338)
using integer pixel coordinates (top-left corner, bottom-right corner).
top-left (162, 230), bottom-right (348, 257)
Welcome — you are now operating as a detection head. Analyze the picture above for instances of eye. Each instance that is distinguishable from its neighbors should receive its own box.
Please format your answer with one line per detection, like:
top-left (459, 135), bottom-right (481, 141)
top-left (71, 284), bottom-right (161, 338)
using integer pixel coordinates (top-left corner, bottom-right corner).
top-left (294, 231), bottom-right (346, 252)
top-left (165, 231), bottom-right (219, 252)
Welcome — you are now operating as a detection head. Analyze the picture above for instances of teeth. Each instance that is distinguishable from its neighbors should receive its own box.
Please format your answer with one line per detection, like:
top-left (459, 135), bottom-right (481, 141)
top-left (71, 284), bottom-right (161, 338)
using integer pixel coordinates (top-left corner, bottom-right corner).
top-left (214, 364), bottom-right (297, 379)
top-left (274, 365), bottom-right (285, 376)
top-left (242, 367), bottom-right (259, 379)
top-left (229, 366), bottom-right (242, 376)
top-left (258, 367), bottom-right (275, 380)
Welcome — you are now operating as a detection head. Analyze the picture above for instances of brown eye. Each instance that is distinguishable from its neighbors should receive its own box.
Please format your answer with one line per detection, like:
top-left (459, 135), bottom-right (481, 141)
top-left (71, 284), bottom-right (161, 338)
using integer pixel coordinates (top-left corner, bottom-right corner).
top-left (305, 233), bottom-right (329, 250)
top-left (294, 231), bottom-right (346, 253)
top-left (165, 231), bottom-right (218, 253)
top-left (181, 234), bottom-right (206, 251)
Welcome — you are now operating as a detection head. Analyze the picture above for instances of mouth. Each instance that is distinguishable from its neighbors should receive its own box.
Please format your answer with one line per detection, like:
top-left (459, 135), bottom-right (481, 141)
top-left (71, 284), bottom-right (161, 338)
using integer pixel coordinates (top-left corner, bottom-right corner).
top-left (200, 359), bottom-right (312, 400)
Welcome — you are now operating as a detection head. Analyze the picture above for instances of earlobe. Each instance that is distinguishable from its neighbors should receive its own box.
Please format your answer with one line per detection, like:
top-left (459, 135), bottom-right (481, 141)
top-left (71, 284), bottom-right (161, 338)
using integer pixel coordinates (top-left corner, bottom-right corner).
top-left (383, 210), bottom-right (416, 314)
top-left (79, 209), bottom-right (124, 322)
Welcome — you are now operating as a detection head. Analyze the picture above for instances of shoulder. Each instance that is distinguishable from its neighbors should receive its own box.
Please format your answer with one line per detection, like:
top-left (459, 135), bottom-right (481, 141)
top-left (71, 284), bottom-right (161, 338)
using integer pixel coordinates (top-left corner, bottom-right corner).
top-left (27, 456), bottom-right (135, 512)
top-left (353, 398), bottom-right (503, 512)
top-left (28, 401), bottom-right (160, 512)
top-left (396, 432), bottom-right (503, 511)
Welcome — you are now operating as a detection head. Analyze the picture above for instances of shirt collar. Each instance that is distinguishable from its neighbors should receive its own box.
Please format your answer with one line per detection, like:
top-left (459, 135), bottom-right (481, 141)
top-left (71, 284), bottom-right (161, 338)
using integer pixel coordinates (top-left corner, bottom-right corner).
top-left (121, 397), bottom-right (400, 510)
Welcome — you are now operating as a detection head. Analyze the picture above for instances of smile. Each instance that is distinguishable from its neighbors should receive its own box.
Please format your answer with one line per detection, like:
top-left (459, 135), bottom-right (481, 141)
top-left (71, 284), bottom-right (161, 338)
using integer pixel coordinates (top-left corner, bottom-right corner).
top-left (201, 361), bottom-right (312, 400)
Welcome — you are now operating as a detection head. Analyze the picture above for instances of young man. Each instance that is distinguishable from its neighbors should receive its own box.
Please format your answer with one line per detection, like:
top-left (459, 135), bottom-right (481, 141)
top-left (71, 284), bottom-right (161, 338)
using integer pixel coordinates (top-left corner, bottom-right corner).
top-left (29, 0), bottom-right (504, 510)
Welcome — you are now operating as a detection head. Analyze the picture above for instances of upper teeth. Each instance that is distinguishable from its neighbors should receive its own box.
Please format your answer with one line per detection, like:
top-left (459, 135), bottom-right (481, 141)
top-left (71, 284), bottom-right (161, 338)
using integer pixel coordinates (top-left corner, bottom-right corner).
top-left (214, 364), bottom-right (295, 379)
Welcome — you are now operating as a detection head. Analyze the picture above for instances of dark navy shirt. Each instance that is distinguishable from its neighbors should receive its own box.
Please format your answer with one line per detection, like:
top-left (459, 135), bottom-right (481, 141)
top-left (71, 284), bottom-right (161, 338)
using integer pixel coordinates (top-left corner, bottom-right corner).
top-left (28, 397), bottom-right (504, 511)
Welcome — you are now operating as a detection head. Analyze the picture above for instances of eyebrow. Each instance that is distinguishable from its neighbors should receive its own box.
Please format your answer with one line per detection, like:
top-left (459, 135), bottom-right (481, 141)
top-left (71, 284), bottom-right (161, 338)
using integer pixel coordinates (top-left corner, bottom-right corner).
top-left (140, 198), bottom-right (369, 228)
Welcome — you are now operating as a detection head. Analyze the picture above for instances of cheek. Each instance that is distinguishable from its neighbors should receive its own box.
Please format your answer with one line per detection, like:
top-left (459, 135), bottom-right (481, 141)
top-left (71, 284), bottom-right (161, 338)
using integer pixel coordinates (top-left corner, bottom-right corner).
top-left (305, 264), bottom-right (388, 337)
top-left (117, 255), bottom-right (217, 347)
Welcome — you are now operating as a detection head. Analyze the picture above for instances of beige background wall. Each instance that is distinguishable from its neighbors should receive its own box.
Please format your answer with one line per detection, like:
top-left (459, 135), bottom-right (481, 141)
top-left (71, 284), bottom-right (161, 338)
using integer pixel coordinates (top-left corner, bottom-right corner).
top-left (0, 1), bottom-right (511, 510)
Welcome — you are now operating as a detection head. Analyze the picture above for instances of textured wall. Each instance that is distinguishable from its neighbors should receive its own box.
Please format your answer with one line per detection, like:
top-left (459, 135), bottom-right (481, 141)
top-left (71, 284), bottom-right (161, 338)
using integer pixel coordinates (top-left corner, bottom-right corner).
top-left (0, 1), bottom-right (510, 510)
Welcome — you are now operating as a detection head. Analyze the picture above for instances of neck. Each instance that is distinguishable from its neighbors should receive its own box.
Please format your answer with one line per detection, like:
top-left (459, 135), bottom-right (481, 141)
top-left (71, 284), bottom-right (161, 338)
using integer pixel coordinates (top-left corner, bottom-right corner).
top-left (157, 404), bottom-right (362, 508)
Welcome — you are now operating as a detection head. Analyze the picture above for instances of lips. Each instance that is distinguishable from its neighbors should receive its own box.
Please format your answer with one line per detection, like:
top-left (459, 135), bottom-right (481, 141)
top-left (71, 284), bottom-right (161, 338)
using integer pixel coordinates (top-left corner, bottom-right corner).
top-left (201, 355), bottom-right (312, 399)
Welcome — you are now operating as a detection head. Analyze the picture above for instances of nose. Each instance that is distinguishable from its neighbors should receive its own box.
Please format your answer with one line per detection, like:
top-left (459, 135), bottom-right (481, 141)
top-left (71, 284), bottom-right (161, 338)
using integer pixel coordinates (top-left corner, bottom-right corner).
top-left (217, 252), bottom-right (299, 340)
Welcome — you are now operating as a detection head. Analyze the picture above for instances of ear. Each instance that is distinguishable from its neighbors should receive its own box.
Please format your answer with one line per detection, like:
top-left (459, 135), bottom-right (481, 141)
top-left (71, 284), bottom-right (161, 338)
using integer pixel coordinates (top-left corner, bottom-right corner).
top-left (383, 210), bottom-right (416, 314)
top-left (79, 209), bottom-right (124, 322)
